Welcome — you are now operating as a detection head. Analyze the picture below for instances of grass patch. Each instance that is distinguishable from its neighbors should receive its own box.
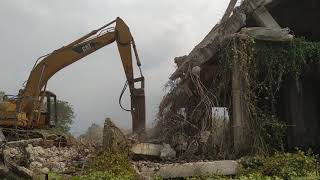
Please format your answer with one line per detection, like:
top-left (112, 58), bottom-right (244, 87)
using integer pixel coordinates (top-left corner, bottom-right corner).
top-left (239, 150), bottom-right (318, 179)
top-left (72, 150), bottom-right (136, 180)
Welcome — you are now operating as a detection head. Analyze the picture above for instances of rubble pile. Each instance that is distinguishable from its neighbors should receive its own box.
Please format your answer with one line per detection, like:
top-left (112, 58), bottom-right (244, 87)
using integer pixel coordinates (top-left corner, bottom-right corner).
top-left (27, 145), bottom-right (86, 173)
top-left (4, 143), bottom-right (93, 175)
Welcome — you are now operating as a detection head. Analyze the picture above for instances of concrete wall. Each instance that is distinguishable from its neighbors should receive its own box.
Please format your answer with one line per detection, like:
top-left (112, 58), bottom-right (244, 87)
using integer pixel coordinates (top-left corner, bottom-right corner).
top-left (280, 64), bottom-right (320, 151)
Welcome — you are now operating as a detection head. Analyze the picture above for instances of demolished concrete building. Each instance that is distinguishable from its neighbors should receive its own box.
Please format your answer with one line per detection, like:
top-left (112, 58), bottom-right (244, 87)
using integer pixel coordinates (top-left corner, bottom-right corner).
top-left (157, 0), bottom-right (320, 158)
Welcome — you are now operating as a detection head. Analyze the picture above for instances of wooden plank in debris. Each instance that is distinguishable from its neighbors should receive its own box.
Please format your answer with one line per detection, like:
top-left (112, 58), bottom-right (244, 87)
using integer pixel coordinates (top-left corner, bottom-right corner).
top-left (136, 160), bottom-right (239, 178)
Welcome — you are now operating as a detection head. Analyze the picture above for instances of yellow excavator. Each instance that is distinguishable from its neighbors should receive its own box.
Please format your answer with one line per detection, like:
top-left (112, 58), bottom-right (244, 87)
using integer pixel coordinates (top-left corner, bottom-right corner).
top-left (0, 17), bottom-right (145, 141)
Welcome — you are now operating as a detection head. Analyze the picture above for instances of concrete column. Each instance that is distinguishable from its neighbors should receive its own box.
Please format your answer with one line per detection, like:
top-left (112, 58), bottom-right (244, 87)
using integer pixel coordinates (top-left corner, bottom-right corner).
top-left (249, 0), bottom-right (281, 29)
top-left (253, 6), bottom-right (280, 28)
top-left (232, 60), bottom-right (249, 154)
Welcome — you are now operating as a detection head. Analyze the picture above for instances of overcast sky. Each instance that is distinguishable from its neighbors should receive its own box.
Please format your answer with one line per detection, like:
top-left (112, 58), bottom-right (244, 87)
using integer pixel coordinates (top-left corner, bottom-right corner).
top-left (0, 0), bottom-right (231, 136)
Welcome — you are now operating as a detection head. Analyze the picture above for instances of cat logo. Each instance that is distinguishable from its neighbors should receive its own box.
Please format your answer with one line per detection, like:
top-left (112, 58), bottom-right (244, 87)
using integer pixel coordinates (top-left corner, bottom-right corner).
top-left (81, 43), bottom-right (92, 52)
top-left (72, 42), bottom-right (97, 53)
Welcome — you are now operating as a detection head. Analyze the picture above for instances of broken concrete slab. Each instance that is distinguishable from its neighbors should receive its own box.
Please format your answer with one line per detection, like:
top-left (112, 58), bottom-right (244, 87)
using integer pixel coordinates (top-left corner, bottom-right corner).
top-left (131, 143), bottom-right (163, 157)
top-left (134, 160), bottom-right (239, 178)
top-left (240, 27), bottom-right (293, 41)
top-left (131, 143), bottom-right (176, 160)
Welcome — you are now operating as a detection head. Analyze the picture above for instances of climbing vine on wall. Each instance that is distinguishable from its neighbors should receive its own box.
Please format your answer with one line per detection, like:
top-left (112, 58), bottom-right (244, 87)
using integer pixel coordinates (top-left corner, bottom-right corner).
top-left (222, 36), bottom-right (320, 154)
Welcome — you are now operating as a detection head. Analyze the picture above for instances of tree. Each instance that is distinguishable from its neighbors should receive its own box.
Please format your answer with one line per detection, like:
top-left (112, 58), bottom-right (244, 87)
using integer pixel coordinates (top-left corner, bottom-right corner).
top-left (54, 100), bottom-right (75, 133)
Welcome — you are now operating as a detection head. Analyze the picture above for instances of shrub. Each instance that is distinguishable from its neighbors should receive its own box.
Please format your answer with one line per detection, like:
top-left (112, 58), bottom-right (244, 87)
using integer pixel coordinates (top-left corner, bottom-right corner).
top-left (73, 150), bottom-right (136, 180)
top-left (240, 150), bottom-right (318, 179)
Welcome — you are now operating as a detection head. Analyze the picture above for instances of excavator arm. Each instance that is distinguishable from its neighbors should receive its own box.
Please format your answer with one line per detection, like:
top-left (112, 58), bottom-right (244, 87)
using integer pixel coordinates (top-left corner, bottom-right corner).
top-left (7, 17), bottom-right (145, 133)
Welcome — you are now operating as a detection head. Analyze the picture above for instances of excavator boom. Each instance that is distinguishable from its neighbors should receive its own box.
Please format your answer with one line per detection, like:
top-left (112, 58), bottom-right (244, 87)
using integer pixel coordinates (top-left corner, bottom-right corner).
top-left (0, 17), bottom-right (145, 133)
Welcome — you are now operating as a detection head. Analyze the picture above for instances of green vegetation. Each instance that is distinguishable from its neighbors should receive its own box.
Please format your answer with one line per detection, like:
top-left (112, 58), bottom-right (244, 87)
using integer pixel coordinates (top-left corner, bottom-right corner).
top-left (176, 38), bottom-right (320, 179)
top-left (48, 150), bottom-right (135, 180)
top-left (53, 100), bottom-right (75, 133)
top-left (220, 37), bottom-right (320, 154)
top-left (239, 150), bottom-right (318, 179)
top-left (72, 150), bottom-right (136, 180)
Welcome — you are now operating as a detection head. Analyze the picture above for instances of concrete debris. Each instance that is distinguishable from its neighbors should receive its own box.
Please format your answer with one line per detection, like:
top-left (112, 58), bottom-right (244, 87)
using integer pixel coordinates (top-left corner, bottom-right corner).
top-left (131, 143), bottom-right (162, 157)
top-left (26, 144), bottom-right (80, 172)
top-left (3, 147), bottom-right (20, 158)
top-left (240, 27), bottom-right (293, 41)
top-left (160, 144), bottom-right (176, 160)
top-left (3, 149), bottom-right (33, 179)
top-left (103, 118), bottom-right (128, 153)
top-left (29, 161), bottom-right (43, 170)
top-left (40, 167), bottom-right (49, 174)
top-left (131, 143), bottom-right (176, 160)
top-left (134, 160), bottom-right (239, 178)
top-left (4, 143), bottom-right (92, 174)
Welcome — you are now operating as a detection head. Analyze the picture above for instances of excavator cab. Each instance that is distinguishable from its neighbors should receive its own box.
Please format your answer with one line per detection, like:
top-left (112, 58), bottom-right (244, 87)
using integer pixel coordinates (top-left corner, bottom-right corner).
top-left (39, 91), bottom-right (57, 128)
